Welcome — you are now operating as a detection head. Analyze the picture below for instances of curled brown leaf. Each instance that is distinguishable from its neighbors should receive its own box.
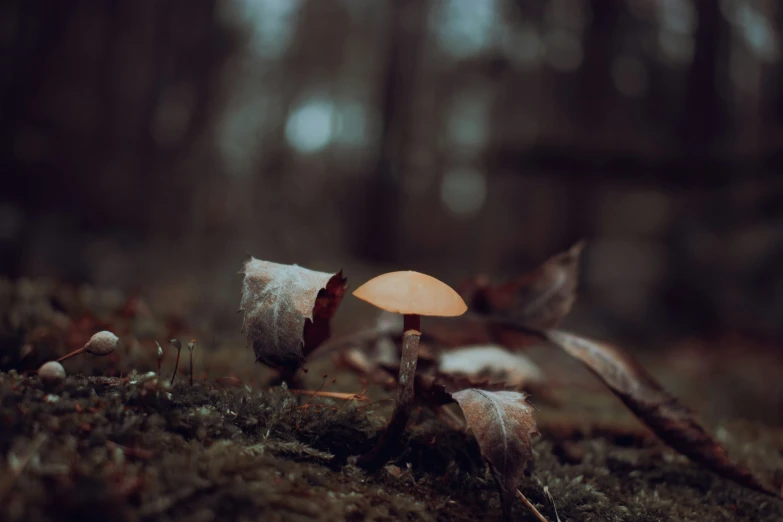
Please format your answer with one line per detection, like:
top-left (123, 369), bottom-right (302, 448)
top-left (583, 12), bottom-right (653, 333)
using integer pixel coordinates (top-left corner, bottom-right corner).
top-left (546, 329), bottom-right (779, 497)
top-left (462, 241), bottom-right (583, 330)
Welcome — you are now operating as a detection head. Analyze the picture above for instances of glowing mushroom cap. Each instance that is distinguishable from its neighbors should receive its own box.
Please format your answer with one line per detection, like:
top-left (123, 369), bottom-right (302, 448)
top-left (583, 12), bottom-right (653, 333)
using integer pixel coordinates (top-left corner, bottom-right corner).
top-left (353, 271), bottom-right (467, 317)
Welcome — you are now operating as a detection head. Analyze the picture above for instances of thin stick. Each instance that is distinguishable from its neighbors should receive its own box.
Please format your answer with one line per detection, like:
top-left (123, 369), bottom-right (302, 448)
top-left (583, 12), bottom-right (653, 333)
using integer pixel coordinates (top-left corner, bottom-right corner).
top-left (56, 346), bottom-right (86, 363)
top-left (516, 489), bottom-right (550, 522)
top-left (300, 374), bottom-right (328, 412)
top-left (290, 389), bottom-right (369, 401)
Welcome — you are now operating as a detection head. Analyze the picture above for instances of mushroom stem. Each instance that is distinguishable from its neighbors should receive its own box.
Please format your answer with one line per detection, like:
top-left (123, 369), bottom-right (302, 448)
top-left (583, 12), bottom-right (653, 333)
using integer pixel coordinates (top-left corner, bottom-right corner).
top-left (397, 313), bottom-right (420, 405)
top-left (56, 347), bottom-right (86, 363)
top-left (356, 314), bottom-right (421, 470)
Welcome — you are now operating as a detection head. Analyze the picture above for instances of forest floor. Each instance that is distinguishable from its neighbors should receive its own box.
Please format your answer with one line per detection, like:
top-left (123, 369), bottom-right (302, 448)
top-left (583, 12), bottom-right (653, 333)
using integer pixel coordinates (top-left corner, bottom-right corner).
top-left (1, 279), bottom-right (782, 522)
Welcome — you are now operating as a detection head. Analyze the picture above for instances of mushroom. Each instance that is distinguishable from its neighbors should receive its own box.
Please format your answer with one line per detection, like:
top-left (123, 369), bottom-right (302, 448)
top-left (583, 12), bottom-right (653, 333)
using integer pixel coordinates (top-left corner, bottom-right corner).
top-left (351, 270), bottom-right (467, 469)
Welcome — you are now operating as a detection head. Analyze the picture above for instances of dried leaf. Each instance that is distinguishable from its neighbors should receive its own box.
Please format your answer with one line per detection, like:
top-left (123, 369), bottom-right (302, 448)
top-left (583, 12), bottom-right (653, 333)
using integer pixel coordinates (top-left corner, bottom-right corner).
top-left (438, 345), bottom-right (544, 389)
top-left (464, 242), bottom-right (583, 330)
top-left (413, 374), bottom-right (454, 406)
top-left (546, 329), bottom-right (778, 497)
top-left (452, 389), bottom-right (538, 518)
top-left (239, 258), bottom-right (347, 370)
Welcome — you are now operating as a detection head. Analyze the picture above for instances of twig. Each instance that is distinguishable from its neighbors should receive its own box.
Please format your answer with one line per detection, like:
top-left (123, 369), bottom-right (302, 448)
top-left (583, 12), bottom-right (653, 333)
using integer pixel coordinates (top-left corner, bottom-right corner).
top-left (516, 489), bottom-right (549, 522)
top-left (290, 389), bottom-right (369, 401)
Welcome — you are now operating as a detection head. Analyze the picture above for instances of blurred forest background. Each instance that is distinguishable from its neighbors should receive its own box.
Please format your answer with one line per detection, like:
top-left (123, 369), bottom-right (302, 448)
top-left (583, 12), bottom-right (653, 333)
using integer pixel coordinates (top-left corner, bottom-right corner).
top-left (1, 0), bottom-right (782, 346)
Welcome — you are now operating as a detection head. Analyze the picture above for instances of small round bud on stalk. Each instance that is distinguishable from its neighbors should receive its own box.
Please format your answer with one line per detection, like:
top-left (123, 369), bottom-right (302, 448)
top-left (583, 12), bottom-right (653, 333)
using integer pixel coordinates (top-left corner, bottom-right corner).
top-left (57, 330), bottom-right (119, 363)
top-left (38, 361), bottom-right (66, 387)
top-left (84, 330), bottom-right (119, 356)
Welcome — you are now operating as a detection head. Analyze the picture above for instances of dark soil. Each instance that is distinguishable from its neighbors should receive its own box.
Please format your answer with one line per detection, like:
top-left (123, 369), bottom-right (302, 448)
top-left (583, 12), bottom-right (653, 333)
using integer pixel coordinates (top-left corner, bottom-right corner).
top-left (1, 279), bottom-right (782, 521)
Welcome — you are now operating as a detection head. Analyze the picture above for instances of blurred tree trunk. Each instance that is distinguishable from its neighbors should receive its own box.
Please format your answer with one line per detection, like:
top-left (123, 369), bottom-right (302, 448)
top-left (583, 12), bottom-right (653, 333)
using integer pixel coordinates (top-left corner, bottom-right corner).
top-left (775, 4), bottom-right (783, 142)
top-left (351, 0), bottom-right (427, 264)
top-left (0, 0), bottom-right (230, 278)
top-left (577, 0), bottom-right (619, 135)
top-left (681, 0), bottom-right (728, 163)
top-left (566, 0), bottom-right (620, 243)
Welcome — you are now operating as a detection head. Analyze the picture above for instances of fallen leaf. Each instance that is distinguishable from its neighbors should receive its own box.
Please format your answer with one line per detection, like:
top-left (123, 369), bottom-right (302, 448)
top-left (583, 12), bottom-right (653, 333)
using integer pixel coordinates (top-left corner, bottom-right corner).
top-left (239, 258), bottom-right (346, 370)
top-left (455, 242), bottom-right (778, 498)
top-left (546, 329), bottom-right (778, 497)
top-left (452, 389), bottom-right (538, 519)
top-left (463, 242), bottom-right (583, 330)
top-left (438, 345), bottom-right (545, 389)
top-left (413, 374), bottom-right (454, 406)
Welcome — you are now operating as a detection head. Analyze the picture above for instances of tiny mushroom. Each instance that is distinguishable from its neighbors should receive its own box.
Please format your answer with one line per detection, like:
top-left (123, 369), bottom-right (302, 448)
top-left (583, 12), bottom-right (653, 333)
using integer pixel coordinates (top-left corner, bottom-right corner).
top-left (38, 361), bottom-right (66, 388)
top-left (351, 270), bottom-right (467, 469)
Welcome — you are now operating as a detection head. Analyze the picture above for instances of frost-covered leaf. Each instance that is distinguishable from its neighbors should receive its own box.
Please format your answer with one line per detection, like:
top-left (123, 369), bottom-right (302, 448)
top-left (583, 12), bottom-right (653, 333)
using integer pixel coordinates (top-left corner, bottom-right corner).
top-left (438, 345), bottom-right (544, 389)
top-left (464, 242), bottom-right (583, 330)
top-left (452, 389), bottom-right (538, 517)
top-left (239, 258), bottom-right (346, 370)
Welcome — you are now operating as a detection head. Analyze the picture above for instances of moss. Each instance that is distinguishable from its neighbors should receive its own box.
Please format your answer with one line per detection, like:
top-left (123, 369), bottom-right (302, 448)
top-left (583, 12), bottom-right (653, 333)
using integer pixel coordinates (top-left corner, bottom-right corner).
top-left (1, 279), bottom-right (782, 521)
top-left (0, 370), bottom-right (780, 522)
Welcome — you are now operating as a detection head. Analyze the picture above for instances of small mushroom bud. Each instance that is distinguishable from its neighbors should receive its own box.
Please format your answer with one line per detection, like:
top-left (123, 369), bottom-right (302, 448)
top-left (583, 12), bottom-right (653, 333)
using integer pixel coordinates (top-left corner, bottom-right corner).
top-left (38, 361), bottom-right (66, 387)
top-left (84, 330), bottom-right (119, 356)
